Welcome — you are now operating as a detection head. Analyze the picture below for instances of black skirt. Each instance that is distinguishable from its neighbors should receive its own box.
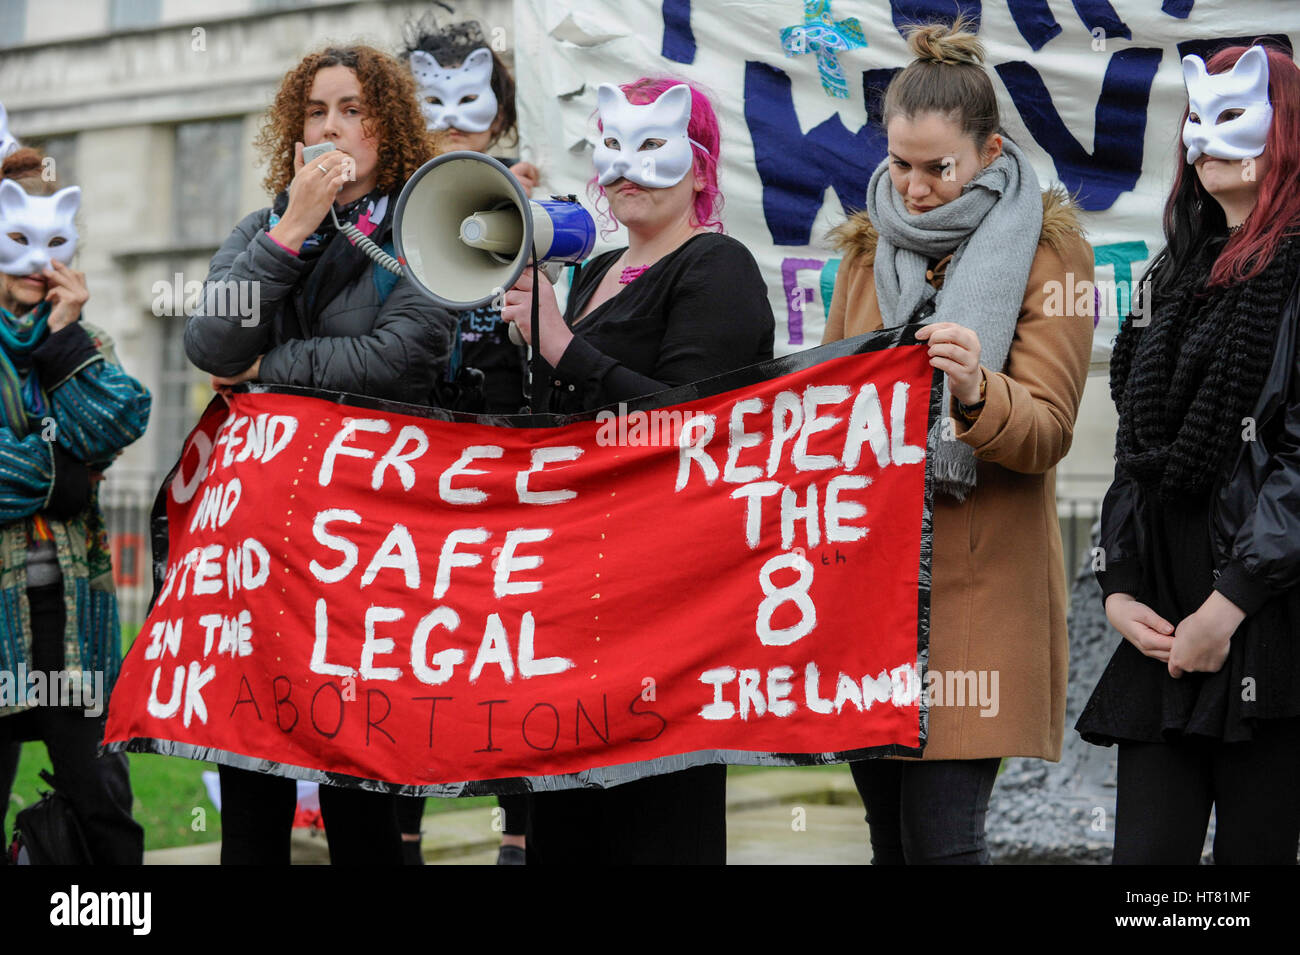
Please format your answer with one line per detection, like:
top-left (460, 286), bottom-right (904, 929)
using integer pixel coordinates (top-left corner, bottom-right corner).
top-left (1077, 496), bottom-right (1300, 745)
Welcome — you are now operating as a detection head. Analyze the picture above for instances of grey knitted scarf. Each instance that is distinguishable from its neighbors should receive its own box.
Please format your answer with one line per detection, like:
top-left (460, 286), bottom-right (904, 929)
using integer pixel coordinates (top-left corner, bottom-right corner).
top-left (867, 138), bottom-right (1043, 500)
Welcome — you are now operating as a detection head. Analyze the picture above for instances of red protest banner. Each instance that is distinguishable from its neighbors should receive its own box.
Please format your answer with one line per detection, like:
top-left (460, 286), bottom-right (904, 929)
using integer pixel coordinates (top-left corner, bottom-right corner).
top-left (104, 331), bottom-right (937, 794)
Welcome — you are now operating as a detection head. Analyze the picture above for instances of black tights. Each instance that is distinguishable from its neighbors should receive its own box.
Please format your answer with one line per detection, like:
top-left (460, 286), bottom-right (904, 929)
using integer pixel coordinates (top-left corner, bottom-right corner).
top-left (850, 757), bottom-right (1001, 864)
top-left (1113, 718), bottom-right (1300, 865)
top-left (217, 763), bottom-right (402, 865)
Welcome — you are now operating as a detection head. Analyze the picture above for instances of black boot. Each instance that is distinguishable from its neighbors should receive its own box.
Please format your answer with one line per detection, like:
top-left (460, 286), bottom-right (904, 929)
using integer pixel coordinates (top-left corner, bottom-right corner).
top-left (496, 844), bottom-right (526, 865)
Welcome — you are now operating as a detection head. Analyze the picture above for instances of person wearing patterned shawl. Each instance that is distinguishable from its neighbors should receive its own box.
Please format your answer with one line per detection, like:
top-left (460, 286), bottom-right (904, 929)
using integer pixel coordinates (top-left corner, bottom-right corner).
top-left (0, 147), bottom-right (151, 864)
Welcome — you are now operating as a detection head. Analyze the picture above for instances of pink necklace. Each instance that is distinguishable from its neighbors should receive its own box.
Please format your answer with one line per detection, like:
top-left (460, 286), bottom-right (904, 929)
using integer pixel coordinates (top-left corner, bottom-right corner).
top-left (618, 231), bottom-right (706, 284)
top-left (619, 263), bottom-right (651, 285)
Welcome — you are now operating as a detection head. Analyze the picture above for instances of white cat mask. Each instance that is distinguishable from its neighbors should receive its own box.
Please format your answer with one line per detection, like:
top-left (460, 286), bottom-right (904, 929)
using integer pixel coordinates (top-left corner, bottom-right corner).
top-left (0, 179), bottom-right (80, 276)
top-left (0, 103), bottom-right (19, 160)
top-left (410, 47), bottom-right (499, 133)
top-left (592, 83), bottom-right (704, 189)
top-left (1182, 45), bottom-right (1273, 163)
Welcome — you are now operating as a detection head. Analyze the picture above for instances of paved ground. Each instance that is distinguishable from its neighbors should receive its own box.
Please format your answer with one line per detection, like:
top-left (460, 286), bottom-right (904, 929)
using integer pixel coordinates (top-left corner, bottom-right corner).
top-left (143, 767), bottom-right (871, 865)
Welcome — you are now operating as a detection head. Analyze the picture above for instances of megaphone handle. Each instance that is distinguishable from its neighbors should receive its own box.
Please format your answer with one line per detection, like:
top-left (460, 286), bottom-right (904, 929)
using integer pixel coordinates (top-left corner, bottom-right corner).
top-left (526, 257), bottom-right (542, 414)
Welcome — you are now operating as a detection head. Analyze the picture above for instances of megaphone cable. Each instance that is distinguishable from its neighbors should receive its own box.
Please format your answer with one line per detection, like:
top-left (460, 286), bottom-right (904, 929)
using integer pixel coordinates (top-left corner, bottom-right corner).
top-left (330, 206), bottom-right (405, 276)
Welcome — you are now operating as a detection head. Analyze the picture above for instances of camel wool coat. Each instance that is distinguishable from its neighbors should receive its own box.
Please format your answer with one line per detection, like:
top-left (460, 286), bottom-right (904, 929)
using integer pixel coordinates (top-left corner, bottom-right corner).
top-left (823, 187), bottom-right (1094, 761)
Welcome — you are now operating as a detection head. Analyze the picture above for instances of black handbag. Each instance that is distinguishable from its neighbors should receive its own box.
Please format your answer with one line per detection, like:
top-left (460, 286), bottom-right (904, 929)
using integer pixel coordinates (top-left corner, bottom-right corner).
top-left (7, 769), bottom-right (94, 865)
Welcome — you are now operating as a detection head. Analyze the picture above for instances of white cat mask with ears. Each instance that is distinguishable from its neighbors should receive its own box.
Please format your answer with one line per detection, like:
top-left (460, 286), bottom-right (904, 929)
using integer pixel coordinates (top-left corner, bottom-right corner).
top-left (0, 102), bottom-right (20, 160)
top-left (409, 47), bottom-right (499, 133)
top-left (1182, 45), bottom-right (1274, 164)
top-left (0, 179), bottom-right (80, 276)
top-left (592, 83), bottom-right (706, 190)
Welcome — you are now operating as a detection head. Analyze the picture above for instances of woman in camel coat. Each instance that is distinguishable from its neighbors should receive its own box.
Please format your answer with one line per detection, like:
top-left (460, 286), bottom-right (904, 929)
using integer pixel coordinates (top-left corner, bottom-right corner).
top-left (826, 187), bottom-right (1093, 760)
top-left (822, 18), bottom-right (1093, 863)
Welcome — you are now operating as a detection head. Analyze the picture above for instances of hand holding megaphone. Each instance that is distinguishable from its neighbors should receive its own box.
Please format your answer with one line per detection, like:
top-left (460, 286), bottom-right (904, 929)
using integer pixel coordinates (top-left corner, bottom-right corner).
top-left (511, 161), bottom-right (540, 196)
top-left (501, 260), bottom-right (566, 346)
top-left (393, 151), bottom-right (596, 411)
top-left (501, 265), bottom-right (573, 365)
top-left (269, 142), bottom-right (353, 252)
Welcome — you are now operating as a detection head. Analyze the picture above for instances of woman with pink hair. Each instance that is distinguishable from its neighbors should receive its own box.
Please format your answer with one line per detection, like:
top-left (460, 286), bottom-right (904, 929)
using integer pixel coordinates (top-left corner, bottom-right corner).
top-left (501, 77), bottom-right (774, 864)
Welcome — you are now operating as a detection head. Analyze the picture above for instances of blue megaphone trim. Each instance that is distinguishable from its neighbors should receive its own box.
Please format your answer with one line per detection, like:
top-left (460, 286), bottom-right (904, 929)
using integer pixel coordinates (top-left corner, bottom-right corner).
top-left (532, 197), bottom-right (596, 264)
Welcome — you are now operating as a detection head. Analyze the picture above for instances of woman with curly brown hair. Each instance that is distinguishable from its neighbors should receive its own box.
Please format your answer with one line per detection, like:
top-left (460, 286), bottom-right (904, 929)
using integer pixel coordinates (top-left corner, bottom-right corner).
top-left (185, 45), bottom-right (455, 865)
top-left (186, 44), bottom-right (451, 401)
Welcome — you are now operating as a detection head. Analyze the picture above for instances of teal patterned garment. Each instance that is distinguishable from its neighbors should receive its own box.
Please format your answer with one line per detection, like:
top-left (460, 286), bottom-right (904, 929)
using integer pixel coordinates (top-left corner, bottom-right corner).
top-left (0, 301), bottom-right (51, 439)
top-left (780, 0), bottom-right (867, 99)
top-left (0, 320), bottom-right (151, 717)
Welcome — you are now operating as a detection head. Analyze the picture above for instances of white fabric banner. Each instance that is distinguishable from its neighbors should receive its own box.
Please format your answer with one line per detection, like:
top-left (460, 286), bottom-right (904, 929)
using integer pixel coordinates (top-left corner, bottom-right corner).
top-left (512, 0), bottom-right (1296, 369)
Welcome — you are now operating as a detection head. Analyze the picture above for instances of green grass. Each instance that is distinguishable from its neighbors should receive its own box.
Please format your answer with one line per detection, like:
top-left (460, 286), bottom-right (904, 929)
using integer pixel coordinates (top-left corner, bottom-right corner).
top-left (122, 622), bottom-right (141, 647)
top-left (729, 763), bottom-right (852, 775)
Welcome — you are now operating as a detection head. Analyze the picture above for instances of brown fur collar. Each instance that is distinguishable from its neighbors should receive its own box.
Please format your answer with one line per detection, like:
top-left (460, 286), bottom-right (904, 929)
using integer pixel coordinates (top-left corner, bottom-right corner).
top-left (827, 184), bottom-right (1085, 262)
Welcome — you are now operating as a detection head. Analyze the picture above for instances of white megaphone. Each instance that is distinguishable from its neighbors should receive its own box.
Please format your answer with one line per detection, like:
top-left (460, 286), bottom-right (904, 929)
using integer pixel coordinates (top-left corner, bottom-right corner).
top-left (393, 151), bottom-right (596, 316)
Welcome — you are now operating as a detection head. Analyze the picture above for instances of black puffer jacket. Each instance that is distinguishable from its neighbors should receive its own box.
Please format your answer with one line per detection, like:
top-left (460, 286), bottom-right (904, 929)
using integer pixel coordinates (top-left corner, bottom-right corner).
top-left (1098, 271), bottom-right (1300, 617)
top-left (185, 198), bottom-right (453, 404)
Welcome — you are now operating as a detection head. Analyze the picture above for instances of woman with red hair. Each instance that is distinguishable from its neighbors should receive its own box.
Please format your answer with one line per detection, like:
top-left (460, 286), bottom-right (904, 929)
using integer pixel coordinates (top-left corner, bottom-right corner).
top-left (1078, 43), bottom-right (1300, 864)
top-left (500, 77), bottom-right (773, 864)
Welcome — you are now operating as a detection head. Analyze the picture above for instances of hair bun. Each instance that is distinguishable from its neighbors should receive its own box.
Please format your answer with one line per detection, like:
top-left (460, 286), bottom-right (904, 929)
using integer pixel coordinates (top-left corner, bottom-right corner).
top-left (1, 146), bottom-right (44, 182)
top-left (905, 18), bottom-right (985, 67)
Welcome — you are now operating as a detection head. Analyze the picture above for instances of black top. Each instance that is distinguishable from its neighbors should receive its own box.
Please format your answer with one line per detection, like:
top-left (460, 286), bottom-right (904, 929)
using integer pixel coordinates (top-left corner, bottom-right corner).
top-left (1078, 493), bottom-right (1300, 746)
top-left (538, 232), bottom-right (775, 414)
top-left (457, 302), bottom-right (526, 414)
top-left (1080, 497), bottom-right (1224, 743)
top-left (1078, 255), bottom-right (1300, 747)
top-left (184, 203), bottom-right (451, 405)
top-left (1081, 488), bottom-right (1300, 743)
